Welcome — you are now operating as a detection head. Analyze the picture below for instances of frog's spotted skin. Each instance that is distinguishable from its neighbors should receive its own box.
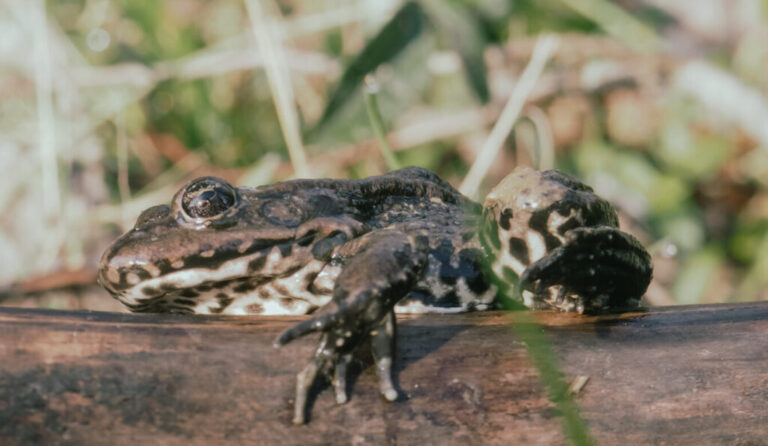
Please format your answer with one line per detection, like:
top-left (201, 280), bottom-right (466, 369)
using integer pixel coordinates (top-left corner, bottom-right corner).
top-left (99, 169), bottom-right (495, 317)
top-left (482, 167), bottom-right (651, 313)
top-left (99, 166), bottom-right (652, 424)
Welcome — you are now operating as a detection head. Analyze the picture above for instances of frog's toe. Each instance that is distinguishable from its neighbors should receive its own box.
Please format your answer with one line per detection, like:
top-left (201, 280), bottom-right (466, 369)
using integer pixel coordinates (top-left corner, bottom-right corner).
top-left (292, 355), bottom-right (325, 425)
top-left (376, 356), bottom-right (398, 401)
top-left (333, 353), bottom-right (352, 404)
top-left (371, 311), bottom-right (399, 402)
top-left (383, 387), bottom-right (398, 402)
top-left (274, 309), bottom-right (339, 348)
top-left (280, 230), bottom-right (424, 423)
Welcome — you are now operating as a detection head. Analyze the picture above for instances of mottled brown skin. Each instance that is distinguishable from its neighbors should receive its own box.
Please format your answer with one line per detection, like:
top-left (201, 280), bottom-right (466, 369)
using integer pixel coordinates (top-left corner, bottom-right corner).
top-left (98, 166), bottom-right (652, 424)
top-left (482, 168), bottom-right (653, 313)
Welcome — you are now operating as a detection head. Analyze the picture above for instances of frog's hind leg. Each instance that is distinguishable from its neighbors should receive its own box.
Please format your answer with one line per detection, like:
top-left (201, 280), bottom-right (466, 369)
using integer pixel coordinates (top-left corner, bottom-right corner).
top-left (275, 230), bottom-right (427, 424)
top-left (520, 226), bottom-right (652, 313)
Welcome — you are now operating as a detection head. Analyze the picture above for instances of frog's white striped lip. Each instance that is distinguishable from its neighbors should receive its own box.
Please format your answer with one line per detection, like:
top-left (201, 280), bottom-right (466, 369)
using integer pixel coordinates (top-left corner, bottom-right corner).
top-left (98, 225), bottom-right (304, 294)
top-left (113, 242), bottom-right (304, 306)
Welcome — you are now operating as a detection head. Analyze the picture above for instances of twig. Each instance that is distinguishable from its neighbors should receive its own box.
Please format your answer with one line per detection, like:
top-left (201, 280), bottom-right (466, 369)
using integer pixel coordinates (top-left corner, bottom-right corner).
top-left (460, 35), bottom-right (559, 198)
top-left (244, 0), bottom-right (309, 178)
top-left (115, 110), bottom-right (131, 203)
top-left (30, 0), bottom-right (64, 274)
top-left (518, 106), bottom-right (555, 170)
top-left (31, 0), bottom-right (60, 217)
top-left (567, 375), bottom-right (590, 395)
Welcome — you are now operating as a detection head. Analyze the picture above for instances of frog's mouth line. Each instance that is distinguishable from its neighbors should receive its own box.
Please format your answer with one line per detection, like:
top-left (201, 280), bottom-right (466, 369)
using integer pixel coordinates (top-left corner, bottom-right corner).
top-left (110, 241), bottom-right (304, 306)
top-left (99, 223), bottom-right (306, 290)
top-left (119, 278), bottom-right (326, 316)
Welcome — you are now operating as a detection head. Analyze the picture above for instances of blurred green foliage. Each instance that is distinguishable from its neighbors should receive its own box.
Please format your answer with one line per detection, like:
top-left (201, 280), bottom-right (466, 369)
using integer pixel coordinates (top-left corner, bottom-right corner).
top-left (4, 0), bottom-right (766, 307)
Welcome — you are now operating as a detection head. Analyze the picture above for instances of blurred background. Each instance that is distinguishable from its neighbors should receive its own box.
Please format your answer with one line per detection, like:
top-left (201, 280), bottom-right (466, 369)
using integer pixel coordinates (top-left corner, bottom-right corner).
top-left (1, 0), bottom-right (767, 312)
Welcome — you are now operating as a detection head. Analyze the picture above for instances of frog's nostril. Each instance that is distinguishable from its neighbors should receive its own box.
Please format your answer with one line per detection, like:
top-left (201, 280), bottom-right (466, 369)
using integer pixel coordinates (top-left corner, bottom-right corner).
top-left (135, 205), bottom-right (171, 228)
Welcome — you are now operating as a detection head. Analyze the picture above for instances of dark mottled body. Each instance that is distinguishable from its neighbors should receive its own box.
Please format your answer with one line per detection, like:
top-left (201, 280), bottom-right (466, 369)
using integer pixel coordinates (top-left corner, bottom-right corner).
top-left (99, 168), bottom-right (494, 316)
top-left (99, 166), bottom-right (652, 424)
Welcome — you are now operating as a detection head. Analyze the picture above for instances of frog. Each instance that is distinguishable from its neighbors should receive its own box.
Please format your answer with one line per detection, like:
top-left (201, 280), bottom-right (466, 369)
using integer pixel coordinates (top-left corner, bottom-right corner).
top-left (98, 166), bottom-right (652, 424)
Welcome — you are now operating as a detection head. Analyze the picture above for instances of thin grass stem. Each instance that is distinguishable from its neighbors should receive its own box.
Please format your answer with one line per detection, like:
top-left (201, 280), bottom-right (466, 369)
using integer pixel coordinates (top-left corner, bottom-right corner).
top-left (116, 110), bottom-right (131, 204)
top-left (363, 75), bottom-right (400, 171)
top-left (245, 0), bottom-right (309, 178)
top-left (460, 35), bottom-right (558, 198)
top-left (32, 0), bottom-right (61, 217)
top-left (509, 310), bottom-right (596, 446)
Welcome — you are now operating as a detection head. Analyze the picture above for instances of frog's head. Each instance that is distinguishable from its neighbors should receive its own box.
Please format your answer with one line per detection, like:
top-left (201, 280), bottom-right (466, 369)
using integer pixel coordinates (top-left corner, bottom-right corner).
top-left (480, 166), bottom-right (624, 310)
top-left (98, 176), bottom-right (313, 312)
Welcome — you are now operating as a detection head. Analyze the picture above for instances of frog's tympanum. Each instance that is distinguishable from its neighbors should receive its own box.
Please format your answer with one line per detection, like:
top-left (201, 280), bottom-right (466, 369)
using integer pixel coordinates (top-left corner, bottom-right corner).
top-left (99, 166), bottom-right (652, 424)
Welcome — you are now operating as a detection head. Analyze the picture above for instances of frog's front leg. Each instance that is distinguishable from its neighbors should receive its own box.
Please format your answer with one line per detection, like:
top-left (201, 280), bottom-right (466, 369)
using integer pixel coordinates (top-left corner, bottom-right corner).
top-left (328, 311), bottom-right (397, 404)
top-left (274, 230), bottom-right (427, 424)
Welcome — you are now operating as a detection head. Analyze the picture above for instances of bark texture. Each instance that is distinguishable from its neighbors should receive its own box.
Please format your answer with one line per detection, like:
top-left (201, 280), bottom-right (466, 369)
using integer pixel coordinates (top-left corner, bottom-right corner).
top-left (1, 303), bottom-right (766, 445)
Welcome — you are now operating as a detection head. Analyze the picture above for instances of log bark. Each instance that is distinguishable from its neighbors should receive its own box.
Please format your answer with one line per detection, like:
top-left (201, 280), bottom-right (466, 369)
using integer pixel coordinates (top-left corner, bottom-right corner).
top-left (1, 303), bottom-right (766, 445)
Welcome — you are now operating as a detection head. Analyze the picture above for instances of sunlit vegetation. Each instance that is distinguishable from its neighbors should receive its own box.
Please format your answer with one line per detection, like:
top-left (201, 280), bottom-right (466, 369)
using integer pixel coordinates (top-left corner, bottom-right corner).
top-left (2, 0), bottom-right (768, 312)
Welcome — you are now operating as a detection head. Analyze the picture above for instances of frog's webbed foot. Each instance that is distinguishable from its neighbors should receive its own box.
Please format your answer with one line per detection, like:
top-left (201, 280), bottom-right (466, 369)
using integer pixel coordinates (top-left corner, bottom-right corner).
top-left (520, 226), bottom-right (652, 313)
top-left (274, 230), bottom-right (426, 424)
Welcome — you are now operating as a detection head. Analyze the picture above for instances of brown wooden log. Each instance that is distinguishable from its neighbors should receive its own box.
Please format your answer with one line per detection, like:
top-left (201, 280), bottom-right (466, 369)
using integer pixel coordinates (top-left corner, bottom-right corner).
top-left (1, 303), bottom-right (766, 445)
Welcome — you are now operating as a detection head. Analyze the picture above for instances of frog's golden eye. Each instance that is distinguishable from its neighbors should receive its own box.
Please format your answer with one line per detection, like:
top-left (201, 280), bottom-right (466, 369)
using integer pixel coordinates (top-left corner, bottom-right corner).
top-left (180, 177), bottom-right (238, 219)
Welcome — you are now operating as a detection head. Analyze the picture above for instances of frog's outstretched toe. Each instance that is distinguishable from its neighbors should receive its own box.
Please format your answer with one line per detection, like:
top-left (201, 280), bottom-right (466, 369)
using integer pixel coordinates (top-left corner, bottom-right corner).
top-left (274, 312), bottom-right (336, 348)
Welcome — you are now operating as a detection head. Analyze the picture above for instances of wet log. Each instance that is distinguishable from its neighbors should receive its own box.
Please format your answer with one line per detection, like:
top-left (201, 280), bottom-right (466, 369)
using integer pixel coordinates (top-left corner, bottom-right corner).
top-left (1, 303), bottom-right (767, 445)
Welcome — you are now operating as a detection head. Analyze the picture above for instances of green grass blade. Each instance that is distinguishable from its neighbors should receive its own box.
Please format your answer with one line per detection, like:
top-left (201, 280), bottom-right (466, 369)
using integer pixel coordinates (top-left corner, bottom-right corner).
top-left (363, 76), bottom-right (400, 171)
top-left (420, 0), bottom-right (489, 102)
top-left (314, 1), bottom-right (424, 131)
top-left (510, 312), bottom-right (595, 446)
top-left (558, 0), bottom-right (662, 52)
top-left (497, 287), bottom-right (595, 446)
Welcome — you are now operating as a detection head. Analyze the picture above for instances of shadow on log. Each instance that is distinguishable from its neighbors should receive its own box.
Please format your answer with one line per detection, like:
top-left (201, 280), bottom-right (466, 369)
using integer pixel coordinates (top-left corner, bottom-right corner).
top-left (1, 303), bottom-right (767, 445)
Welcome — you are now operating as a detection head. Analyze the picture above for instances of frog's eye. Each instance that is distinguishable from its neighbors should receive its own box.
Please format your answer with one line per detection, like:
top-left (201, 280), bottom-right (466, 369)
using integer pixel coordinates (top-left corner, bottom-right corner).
top-left (180, 177), bottom-right (238, 219)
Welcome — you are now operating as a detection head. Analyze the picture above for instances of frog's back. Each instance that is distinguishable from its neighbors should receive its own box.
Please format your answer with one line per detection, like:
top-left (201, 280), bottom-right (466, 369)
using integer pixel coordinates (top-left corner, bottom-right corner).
top-left (256, 167), bottom-right (475, 215)
top-left (349, 169), bottom-right (495, 313)
top-left (261, 167), bottom-right (494, 314)
top-left (99, 167), bottom-right (495, 316)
